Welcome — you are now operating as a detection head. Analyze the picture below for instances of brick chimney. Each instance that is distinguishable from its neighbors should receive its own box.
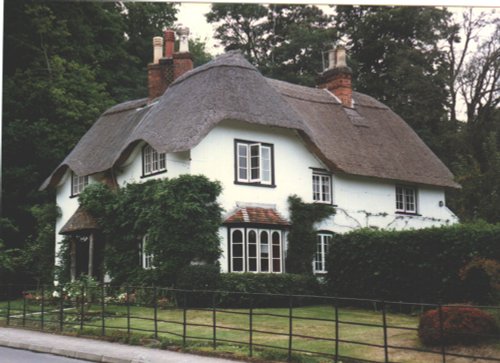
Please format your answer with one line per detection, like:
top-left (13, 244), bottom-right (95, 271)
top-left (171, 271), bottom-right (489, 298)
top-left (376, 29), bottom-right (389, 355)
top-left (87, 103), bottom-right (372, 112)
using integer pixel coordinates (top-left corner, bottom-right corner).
top-left (147, 27), bottom-right (193, 102)
top-left (318, 45), bottom-right (353, 108)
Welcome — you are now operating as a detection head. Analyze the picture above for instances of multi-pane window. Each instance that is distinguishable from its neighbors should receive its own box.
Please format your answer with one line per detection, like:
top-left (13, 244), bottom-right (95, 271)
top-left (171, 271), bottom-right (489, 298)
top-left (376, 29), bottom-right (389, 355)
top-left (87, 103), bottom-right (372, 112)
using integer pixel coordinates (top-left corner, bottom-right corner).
top-left (230, 228), bottom-right (282, 273)
top-left (312, 172), bottom-right (332, 203)
top-left (143, 144), bottom-right (166, 176)
top-left (396, 185), bottom-right (417, 213)
top-left (313, 233), bottom-right (332, 274)
top-left (71, 173), bottom-right (89, 196)
top-left (142, 235), bottom-right (154, 270)
top-left (236, 140), bottom-right (273, 185)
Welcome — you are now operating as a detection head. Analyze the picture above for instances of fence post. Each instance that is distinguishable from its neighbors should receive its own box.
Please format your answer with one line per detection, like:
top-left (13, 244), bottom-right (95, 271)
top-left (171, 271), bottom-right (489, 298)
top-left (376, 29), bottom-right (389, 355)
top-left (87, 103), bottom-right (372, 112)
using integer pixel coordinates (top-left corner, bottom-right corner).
top-left (382, 301), bottom-right (389, 363)
top-left (288, 294), bottom-right (293, 362)
top-left (101, 283), bottom-right (105, 336)
top-left (80, 284), bottom-right (85, 332)
top-left (7, 284), bottom-right (11, 326)
top-left (334, 300), bottom-right (339, 363)
top-left (249, 297), bottom-right (253, 358)
top-left (212, 291), bottom-right (217, 350)
top-left (183, 291), bottom-right (187, 347)
top-left (153, 286), bottom-right (158, 340)
top-left (22, 285), bottom-right (26, 327)
top-left (438, 304), bottom-right (446, 363)
top-left (41, 284), bottom-right (45, 331)
top-left (126, 285), bottom-right (131, 336)
top-left (59, 284), bottom-right (64, 332)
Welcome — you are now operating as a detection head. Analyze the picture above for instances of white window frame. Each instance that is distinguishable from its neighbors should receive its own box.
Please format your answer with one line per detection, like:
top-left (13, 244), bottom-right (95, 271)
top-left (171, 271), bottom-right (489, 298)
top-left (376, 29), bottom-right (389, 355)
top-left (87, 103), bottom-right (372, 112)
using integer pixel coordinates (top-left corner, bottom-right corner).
top-left (142, 144), bottom-right (166, 177)
top-left (312, 172), bottom-right (332, 204)
top-left (236, 140), bottom-right (273, 185)
top-left (71, 172), bottom-right (89, 197)
top-left (231, 228), bottom-right (282, 273)
top-left (142, 235), bottom-right (154, 270)
top-left (313, 233), bottom-right (332, 274)
top-left (396, 185), bottom-right (417, 213)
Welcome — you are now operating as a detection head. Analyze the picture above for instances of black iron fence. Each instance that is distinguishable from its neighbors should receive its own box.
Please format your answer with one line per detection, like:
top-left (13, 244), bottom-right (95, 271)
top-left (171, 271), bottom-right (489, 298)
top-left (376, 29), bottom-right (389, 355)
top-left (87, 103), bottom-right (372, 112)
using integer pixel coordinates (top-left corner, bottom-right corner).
top-left (1, 283), bottom-right (500, 363)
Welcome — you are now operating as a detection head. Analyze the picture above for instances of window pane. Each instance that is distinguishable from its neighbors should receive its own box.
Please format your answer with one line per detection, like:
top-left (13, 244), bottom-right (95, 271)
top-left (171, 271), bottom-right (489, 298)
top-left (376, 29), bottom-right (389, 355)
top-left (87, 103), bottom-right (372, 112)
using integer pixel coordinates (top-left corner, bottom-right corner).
top-left (237, 144), bottom-right (248, 181)
top-left (312, 175), bottom-right (320, 201)
top-left (249, 259), bottom-right (257, 272)
top-left (233, 244), bottom-right (243, 257)
top-left (232, 230), bottom-right (243, 243)
top-left (233, 258), bottom-right (243, 272)
top-left (321, 176), bottom-right (331, 202)
top-left (260, 231), bottom-right (269, 272)
top-left (261, 146), bottom-right (271, 183)
top-left (250, 144), bottom-right (260, 180)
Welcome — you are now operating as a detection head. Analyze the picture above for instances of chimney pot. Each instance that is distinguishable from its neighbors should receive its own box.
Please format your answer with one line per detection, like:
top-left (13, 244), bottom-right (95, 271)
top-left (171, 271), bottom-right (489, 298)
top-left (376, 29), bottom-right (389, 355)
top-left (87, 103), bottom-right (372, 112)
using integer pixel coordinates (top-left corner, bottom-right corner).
top-left (153, 36), bottom-right (163, 64)
top-left (164, 29), bottom-right (175, 58)
top-left (335, 46), bottom-right (347, 68)
top-left (177, 26), bottom-right (190, 53)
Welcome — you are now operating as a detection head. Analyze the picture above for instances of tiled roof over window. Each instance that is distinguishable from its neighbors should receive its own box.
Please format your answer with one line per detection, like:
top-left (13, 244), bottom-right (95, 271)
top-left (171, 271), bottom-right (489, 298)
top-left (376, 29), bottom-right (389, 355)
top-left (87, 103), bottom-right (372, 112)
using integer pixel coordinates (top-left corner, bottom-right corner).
top-left (224, 207), bottom-right (290, 226)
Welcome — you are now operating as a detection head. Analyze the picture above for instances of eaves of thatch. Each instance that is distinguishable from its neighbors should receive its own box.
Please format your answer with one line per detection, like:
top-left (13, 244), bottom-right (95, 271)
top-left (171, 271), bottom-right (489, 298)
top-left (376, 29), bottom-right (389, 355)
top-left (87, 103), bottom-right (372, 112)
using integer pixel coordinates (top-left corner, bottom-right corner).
top-left (41, 51), bottom-right (459, 191)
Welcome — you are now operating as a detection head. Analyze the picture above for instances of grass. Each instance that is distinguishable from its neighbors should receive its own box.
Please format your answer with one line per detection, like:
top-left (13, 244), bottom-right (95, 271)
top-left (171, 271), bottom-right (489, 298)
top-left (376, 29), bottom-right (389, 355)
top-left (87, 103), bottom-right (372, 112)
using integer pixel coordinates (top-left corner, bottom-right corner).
top-left (1, 299), bottom-right (500, 363)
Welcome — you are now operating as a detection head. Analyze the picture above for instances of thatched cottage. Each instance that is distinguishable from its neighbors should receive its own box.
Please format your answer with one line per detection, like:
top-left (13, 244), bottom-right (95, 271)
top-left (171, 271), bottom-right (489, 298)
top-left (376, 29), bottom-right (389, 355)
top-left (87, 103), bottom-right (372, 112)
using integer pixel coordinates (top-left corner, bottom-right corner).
top-left (41, 28), bottom-right (458, 280)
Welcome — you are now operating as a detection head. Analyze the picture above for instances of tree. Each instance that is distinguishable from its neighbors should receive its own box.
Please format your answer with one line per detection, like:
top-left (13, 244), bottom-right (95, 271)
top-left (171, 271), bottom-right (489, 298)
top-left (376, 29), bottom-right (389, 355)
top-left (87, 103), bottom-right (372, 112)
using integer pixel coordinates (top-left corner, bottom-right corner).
top-left (2, 1), bottom-right (179, 280)
top-left (335, 6), bottom-right (454, 152)
top-left (206, 3), bottom-right (336, 85)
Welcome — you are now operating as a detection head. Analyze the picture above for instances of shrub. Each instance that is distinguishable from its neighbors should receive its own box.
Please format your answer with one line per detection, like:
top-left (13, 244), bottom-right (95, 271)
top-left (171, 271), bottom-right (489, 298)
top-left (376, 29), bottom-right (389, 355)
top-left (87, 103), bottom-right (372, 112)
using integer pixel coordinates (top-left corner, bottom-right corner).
top-left (217, 273), bottom-right (322, 308)
top-left (325, 223), bottom-right (500, 303)
top-left (459, 258), bottom-right (500, 304)
top-left (418, 306), bottom-right (498, 346)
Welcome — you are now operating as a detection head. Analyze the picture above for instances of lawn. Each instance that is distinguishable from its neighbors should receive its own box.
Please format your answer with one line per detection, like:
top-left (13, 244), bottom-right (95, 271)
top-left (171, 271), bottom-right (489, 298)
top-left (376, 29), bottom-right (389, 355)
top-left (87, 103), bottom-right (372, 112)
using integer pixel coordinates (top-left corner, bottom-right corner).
top-left (1, 299), bottom-right (500, 363)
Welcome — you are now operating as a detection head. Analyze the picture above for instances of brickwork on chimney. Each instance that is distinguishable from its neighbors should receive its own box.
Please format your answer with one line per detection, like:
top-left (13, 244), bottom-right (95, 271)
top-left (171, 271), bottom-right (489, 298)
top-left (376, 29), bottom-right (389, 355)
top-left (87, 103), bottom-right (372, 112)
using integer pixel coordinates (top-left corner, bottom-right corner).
top-left (173, 52), bottom-right (193, 80)
top-left (148, 63), bottom-right (167, 100)
top-left (318, 66), bottom-right (353, 108)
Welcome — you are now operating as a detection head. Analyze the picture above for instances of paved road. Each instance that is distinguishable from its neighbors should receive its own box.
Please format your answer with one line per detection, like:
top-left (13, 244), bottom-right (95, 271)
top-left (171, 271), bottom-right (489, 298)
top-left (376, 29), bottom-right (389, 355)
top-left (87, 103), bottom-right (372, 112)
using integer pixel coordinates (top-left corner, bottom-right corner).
top-left (0, 346), bottom-right (91, 362)
top-left (0, 327), bottom-right (241, 363)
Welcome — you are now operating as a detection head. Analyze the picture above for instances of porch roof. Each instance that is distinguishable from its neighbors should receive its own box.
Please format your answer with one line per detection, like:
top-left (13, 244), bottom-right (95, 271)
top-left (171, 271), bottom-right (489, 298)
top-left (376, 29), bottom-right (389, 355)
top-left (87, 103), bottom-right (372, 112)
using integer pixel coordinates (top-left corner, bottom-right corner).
top-left (59, 206), bottom-right (99, 235)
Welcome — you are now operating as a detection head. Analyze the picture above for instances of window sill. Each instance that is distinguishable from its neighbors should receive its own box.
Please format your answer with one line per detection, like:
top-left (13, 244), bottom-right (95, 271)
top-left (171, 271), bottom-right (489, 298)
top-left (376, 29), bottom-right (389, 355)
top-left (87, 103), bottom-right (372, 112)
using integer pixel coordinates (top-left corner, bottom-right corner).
top-left (69, 194), bottom-right (80, 199)
top-left (395, 211), bottom-right (421, 216)
top-left (313, 200), bottom-right (334, 205)
top-left (234, 181), bottom-right (276, 188)
top-left (141, 170), bottom-right (167, 179)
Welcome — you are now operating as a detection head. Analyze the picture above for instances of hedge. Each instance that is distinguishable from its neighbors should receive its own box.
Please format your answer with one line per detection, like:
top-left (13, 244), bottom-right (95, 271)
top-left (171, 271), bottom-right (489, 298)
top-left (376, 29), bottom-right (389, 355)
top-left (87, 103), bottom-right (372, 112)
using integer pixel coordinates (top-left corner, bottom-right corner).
top-left (325, 223), bottom-right (500, 304)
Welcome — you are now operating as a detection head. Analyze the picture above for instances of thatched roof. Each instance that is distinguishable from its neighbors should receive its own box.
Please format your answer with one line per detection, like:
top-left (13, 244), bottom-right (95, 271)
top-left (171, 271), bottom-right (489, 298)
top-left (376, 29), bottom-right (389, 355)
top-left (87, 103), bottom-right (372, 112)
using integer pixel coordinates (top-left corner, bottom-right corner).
top-left (59, 206), bottom-right (99, 235)
top-left (41, 51), bottom-right (458, 190)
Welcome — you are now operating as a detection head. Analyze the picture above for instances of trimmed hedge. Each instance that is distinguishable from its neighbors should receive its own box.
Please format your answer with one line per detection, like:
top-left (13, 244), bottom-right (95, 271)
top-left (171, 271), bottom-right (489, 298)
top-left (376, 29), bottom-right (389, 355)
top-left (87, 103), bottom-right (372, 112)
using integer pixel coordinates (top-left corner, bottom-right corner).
top-left (217, 273), bottom-right (323, 308)
top-left (325, 223), bottom-right (500, 303)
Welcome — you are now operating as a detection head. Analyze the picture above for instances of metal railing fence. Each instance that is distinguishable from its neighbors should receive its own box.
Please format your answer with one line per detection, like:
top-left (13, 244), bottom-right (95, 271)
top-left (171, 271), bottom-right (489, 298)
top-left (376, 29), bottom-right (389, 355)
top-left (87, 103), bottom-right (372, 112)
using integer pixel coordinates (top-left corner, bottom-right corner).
top-left (1, 283), bottom-right (500, 363)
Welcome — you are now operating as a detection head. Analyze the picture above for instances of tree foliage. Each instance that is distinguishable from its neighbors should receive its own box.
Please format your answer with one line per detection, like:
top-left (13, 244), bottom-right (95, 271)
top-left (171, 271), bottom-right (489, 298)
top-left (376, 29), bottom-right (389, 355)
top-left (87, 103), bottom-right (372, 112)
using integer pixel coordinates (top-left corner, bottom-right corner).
top-left (207, 4), bottom-right (336, 85)
top-left (78, 175), bottom-right (222, 286)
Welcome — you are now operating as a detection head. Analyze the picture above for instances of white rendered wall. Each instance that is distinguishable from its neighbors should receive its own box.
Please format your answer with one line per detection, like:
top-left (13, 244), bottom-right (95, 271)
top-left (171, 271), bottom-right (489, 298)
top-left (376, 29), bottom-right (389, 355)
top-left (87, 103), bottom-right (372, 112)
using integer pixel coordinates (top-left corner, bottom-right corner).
top-left (190, 119), bottom-right (326, 220)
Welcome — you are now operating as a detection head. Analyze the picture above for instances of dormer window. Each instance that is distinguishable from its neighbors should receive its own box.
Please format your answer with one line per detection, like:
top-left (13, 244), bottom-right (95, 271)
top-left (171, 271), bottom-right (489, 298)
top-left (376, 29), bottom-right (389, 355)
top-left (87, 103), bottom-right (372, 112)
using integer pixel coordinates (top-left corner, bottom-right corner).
top-left (235, 140), bottom-right (274, 186)
top-left (142, 144), bottom-right (166, 177)
top-left (71, 172), bottom-right (88, 197)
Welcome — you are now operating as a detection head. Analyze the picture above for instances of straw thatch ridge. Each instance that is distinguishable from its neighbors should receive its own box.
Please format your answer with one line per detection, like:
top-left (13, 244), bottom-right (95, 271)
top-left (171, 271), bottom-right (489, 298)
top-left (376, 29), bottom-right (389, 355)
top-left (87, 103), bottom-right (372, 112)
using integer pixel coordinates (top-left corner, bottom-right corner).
top-left (41, 51), bottom-right (459, 190)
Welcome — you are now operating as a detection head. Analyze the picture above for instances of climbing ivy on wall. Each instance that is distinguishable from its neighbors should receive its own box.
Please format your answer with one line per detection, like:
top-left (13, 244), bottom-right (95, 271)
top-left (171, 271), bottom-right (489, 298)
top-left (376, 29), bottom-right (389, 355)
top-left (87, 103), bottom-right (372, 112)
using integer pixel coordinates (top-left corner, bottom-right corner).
top-left (76, 175), bottom-right (223, 286)
top-left (286, 195), bottom-right (335, 274)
